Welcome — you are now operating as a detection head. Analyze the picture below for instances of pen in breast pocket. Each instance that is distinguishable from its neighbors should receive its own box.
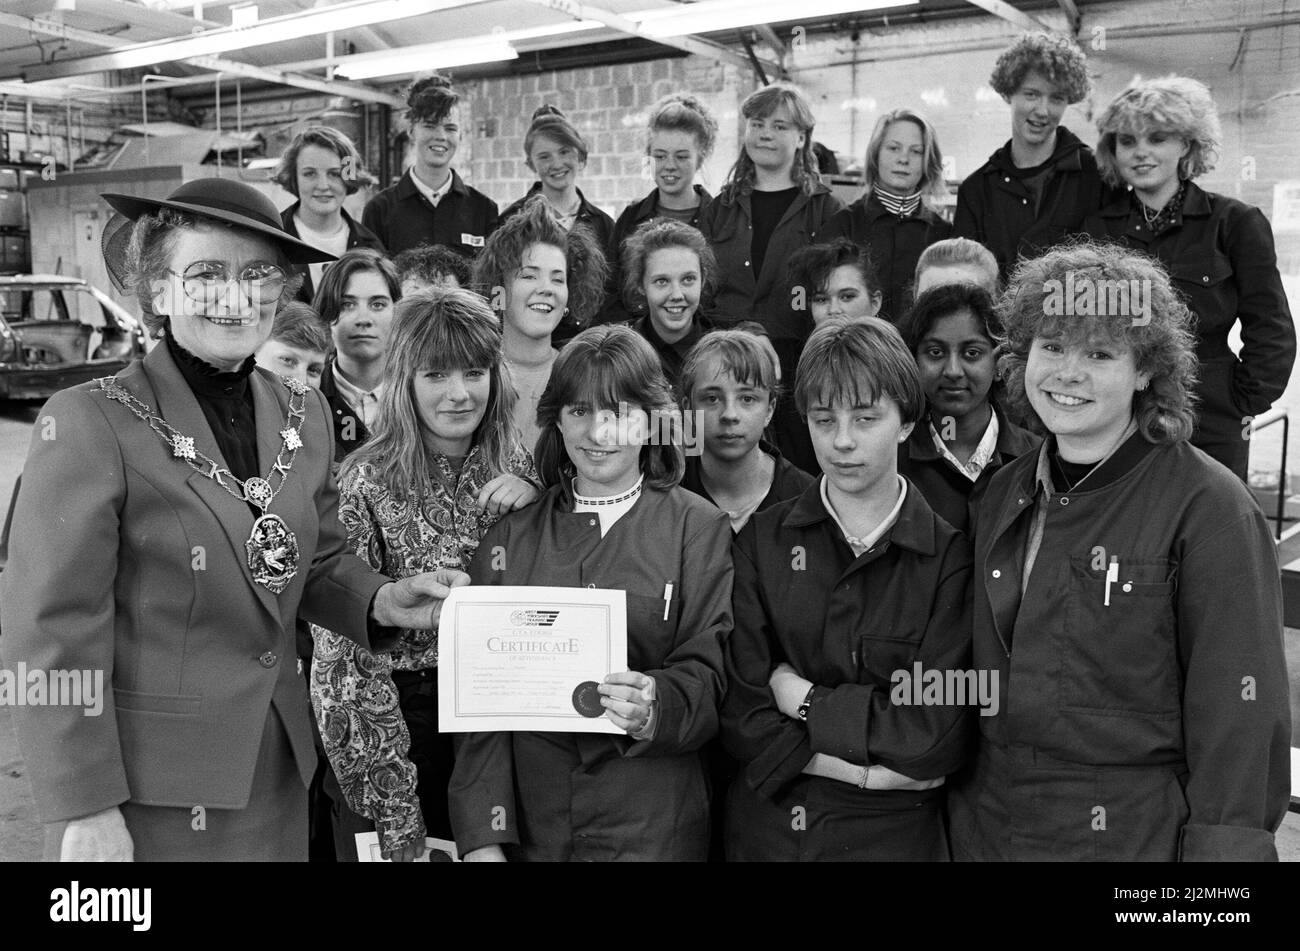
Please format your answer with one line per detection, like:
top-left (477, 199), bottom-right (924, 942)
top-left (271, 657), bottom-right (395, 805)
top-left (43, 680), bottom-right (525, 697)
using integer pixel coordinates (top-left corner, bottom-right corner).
top-left (1104, 556), bottom-right (1119, 607)
top-left (663, 582), bottom-right (673, 620)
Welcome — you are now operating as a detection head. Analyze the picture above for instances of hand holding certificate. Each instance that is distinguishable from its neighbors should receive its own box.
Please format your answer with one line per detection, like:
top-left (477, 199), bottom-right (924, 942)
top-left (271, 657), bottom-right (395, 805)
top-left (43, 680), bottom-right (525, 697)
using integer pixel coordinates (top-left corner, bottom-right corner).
top-left (437, 586), bottom-right (629, 735)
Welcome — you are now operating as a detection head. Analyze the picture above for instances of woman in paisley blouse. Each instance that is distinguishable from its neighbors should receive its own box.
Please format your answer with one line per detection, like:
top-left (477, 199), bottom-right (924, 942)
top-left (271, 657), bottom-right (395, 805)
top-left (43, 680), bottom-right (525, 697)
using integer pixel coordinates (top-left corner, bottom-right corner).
top-left (310, 287), bottom-right (539, 861)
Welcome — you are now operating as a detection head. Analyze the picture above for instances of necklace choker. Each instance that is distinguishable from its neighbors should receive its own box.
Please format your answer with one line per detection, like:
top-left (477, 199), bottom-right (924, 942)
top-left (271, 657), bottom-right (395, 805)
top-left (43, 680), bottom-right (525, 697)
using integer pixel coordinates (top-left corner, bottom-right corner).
top-left (98, 373), bottom-right (309, 594)
top-left (573, 476), bottom-right (643, 506)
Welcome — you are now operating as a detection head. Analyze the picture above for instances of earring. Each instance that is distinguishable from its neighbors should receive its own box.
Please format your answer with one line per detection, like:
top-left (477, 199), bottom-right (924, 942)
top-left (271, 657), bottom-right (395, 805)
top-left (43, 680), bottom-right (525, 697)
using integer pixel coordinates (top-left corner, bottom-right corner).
top-left (563, 306), bottom-right (570, 316)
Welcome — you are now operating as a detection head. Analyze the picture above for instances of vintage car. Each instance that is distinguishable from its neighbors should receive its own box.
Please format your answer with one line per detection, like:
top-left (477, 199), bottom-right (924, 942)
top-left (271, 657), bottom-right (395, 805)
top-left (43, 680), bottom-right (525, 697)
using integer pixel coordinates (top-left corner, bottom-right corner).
top-left (0, 274), bottom-right (146, 401)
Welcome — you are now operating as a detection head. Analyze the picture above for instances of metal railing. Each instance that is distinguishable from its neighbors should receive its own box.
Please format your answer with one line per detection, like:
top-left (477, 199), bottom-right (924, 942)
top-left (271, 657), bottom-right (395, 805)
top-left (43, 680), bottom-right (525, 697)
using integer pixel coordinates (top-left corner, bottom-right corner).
top-left (1250, 407), bottom-right (1290, 540)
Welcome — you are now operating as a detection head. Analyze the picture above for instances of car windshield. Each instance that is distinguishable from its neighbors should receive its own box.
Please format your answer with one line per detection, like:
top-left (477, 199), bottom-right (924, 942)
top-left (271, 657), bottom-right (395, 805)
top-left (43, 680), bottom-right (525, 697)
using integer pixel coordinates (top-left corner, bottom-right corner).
top-left (0, 286), bottom-right (110, 328)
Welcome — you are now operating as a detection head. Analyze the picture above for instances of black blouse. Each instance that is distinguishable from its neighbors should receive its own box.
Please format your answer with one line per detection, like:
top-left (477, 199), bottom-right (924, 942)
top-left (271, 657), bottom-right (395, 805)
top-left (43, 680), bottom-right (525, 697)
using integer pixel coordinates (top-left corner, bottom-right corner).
top-left (165, 329), bottom-right (259, 484)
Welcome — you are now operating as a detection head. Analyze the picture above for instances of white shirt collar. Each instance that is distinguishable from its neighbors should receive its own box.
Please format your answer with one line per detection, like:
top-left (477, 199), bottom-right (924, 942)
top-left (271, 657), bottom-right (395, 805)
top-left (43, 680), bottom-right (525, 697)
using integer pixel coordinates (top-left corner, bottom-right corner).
top-left (819, 475), bottom-right (908, 556)
top-left (409, 167), bottom-right (454, 207)
top-left (929, 410), bottom-right (1000, 483)
top-left (331, 362), bottom-right (384, 427)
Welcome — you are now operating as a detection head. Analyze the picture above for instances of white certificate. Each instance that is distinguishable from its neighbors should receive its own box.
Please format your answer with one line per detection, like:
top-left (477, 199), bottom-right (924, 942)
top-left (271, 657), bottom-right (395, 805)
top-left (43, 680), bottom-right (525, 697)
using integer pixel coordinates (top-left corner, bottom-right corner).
top-left (438, 585), bottom-right (628, 734)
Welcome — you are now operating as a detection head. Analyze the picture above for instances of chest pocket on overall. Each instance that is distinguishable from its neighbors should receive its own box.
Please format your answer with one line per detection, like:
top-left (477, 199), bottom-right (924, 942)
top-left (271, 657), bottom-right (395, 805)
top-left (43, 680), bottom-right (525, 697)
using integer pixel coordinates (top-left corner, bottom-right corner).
top-left (1061, 555), bottom-right (1179, 717)
top-left (625, 590), bottom-right (679, 673)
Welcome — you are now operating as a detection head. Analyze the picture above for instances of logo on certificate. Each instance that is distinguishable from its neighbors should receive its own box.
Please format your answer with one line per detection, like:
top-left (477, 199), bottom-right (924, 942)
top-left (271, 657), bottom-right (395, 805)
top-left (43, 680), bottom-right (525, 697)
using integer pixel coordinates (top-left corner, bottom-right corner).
top-left (462, 233), bottom-right (486, 247)
top-left (572, 681), bottom-right (604, 717)
top-left (509, 609), bottom-right (560, 627)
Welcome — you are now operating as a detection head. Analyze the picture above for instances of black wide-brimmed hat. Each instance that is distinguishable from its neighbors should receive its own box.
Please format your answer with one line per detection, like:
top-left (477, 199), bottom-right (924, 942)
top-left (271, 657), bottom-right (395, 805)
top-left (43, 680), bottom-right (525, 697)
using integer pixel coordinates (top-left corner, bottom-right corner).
top-left (101, 177), bottom-right (337, 293)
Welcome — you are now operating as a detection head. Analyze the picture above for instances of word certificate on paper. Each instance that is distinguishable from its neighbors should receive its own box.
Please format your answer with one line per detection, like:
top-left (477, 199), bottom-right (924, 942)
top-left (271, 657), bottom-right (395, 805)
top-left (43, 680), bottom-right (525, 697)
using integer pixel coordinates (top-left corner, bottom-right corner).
top-left (438, 586), bottom-right (628, 735)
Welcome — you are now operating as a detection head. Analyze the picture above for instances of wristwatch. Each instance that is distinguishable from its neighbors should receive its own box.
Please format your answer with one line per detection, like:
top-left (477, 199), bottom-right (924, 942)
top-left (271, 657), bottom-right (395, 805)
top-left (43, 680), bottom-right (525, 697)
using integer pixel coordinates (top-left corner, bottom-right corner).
top-left (796, 686), bottom-right (816, 722)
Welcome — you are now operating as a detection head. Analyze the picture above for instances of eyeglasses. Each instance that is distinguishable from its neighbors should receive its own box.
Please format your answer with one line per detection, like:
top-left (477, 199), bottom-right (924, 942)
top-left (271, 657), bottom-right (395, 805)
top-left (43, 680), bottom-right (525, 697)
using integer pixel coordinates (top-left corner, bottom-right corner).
top-left (168, 261), bottom-right (288, 305)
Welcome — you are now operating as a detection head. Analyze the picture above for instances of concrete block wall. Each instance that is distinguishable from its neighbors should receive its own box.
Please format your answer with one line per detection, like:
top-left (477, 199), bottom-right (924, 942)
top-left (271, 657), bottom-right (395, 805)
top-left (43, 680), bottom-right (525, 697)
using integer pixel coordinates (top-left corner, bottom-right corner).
top-left (457, 56), bottom-right (753, 221)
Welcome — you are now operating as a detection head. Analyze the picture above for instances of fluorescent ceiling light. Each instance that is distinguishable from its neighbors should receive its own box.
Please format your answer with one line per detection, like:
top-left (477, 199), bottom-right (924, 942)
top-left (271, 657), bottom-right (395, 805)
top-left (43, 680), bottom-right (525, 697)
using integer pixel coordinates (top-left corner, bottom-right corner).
top-left (333, 41), bottom-right (518, 80)
top-left (32, 0), bottom-right (490, 74)
top-left (635, 0), bottom-right (918, 37)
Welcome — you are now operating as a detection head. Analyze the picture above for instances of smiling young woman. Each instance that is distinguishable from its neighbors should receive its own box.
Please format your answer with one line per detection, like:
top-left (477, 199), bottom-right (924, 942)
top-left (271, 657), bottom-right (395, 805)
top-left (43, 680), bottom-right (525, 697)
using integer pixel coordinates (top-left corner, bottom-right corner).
top-left (1086, 75), bottom-right (1295, 481)
top-left (471, 197), bottom-right (609, 452)
top-left (618, 218), bottom-right (718, 395)
top-left (499, 106), bottom-right (615, 267)
top-left (448, 324), bottom-right (734, 862)
top-left (602, 94), bottom-right (719, 325)
top-left (947, 241), bottom-right (1290, 862)
top-left (311, 287), bottom-right (537, 863)
top-left (274, 126), bottom-right (385, 303)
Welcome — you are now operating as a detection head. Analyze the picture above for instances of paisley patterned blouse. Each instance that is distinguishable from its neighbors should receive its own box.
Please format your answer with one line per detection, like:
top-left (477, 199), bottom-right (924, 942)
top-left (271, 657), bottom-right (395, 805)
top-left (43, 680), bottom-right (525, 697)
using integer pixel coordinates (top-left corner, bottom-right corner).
top-left (310, 445), bottom-right (536, 853)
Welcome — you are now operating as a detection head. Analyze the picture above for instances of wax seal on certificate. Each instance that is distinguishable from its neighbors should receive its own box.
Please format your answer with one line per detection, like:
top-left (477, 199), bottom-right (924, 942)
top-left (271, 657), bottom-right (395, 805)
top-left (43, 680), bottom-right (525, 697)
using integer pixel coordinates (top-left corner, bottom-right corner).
top-left (572, 681), bottom-right (603, 717)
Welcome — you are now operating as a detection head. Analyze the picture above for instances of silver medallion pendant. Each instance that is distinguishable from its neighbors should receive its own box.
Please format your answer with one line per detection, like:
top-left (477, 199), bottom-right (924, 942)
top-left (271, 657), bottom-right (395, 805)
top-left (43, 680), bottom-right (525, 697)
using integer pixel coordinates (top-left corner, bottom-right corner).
top-left (246, 512), bottom-right (300, 594)
top-left (244, 477), bottom-right (274, 509)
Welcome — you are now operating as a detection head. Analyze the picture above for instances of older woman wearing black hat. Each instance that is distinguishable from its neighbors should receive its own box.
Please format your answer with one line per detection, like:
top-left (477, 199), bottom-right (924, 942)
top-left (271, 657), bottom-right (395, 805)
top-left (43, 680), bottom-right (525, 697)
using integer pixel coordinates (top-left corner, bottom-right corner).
top-left (0, 178), bottom-right (465, 862)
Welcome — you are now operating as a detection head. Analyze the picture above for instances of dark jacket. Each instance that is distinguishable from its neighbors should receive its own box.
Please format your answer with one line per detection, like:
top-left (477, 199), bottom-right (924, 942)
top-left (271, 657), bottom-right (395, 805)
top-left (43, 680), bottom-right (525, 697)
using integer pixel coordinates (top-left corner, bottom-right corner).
top-left (822, 193), bottom-right (952, 323)
top-left (897, 402), bottom-right (1040, 534)
top-left (0, 342), bottom-right (388, 827)
top-left (698, 181), bottom-right (844, 479)
top-left (952, 126), bottom-right (1108, 279)
top-left (628, 312), bottom-right (710, 398)
top-left (720, 479), bottom-right (974, 860)
top-left (600, 185), bottom-right (712, 325)
top-left (698, 181), bottom-right (844, 353)
top-left (360, 168), bottom-right (499, 258)
top-left (280, 203), bottom-right (386, 304)
top-left (1084, 182), bottom-right (1296, 479)
top-left (448, 482), bottom-right (734, 861)
top-left (501, 184), bottom-right (617, 347)
top-left (681, 440), bottom-right (814, 530)
top-left (948, 435), bottom-right (1291, 861)
top-left (317, 358), bottom-right (371, 464)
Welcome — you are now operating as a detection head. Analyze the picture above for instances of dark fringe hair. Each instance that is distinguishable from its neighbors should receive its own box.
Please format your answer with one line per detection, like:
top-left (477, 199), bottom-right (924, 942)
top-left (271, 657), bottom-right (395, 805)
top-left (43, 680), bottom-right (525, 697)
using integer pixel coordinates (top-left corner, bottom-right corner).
top-left (310, 247), bottom-right (401, 325)
top-left (339, 286), bottom-right (524, 503)
top-left (534, 324), bottom-right (685, 490)
top-left (996, 239), bottom-right (1198, 444)
top-left (794, 316), bottom-right (925, 424)
top-left (785, 239), bottom-right (881, 311)
top-left (899, 282), bottom-right (1000, 353)
top-left (394, 243), bottom-right (472, 288)
top-left (405, 74), bottom-right (458, 127)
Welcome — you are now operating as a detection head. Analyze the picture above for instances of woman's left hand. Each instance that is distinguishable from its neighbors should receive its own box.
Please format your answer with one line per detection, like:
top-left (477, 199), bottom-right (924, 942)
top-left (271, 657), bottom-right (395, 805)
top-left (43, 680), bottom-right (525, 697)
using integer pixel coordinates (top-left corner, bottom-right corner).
top-left (600, 671), bottom-right (656, 735)
top-left (769, 662), bottom-right (814, 719)
top-left (477, 474), bottom-right (540, 515)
